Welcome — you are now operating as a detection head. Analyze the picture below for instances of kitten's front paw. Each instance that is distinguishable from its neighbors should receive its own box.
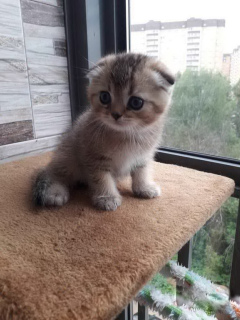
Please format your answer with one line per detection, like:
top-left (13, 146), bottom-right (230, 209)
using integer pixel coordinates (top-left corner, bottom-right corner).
top-left (93, 195), bottom-right (122, 211)
top-left (133, 184), bottom-right (161, 199)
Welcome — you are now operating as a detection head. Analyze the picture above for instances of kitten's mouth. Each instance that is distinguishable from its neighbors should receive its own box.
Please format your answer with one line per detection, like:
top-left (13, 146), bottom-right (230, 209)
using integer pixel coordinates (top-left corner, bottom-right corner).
top-left (102, 116), bottom-right (133, 130)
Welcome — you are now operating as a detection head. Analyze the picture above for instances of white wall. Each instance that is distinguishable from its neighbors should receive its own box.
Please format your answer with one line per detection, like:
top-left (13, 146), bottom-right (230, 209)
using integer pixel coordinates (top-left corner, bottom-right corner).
top-left (0, 0), bottom-right (71, 163)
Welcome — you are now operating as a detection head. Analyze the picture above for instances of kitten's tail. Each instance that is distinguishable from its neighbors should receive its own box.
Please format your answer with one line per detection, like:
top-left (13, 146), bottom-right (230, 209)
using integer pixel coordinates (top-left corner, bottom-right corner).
top-left (32, 169), bottom-right (51, 206)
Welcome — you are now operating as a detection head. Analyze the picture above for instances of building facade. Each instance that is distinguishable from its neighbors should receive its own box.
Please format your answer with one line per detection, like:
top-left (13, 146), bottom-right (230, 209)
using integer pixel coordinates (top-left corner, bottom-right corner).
top-left (222, 54), bottom-right (231, 79)
top-left (230, 46), bottom-right (240, 85)
top-left (131, 18), bottom-right (225, 75)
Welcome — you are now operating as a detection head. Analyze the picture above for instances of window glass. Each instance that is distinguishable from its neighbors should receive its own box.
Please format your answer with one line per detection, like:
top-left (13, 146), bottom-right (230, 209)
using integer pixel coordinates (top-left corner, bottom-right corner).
top-left (130, 1), bottom-right (239, 312)
top-left (130, 0), bottom-right (240, 160)
top-left (192, 198), bottom-right (238, 287)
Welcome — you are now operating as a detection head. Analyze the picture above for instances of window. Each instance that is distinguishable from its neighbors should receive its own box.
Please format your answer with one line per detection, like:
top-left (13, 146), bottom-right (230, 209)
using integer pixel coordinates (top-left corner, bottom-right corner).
top-left (188, 36), bottom-right (200, 40)
top-left (146, 38), bottom-right (157, 41)
top-left (188, 30), bottom-right (200, 34)
top-left (187, 48), bottom-right (199, 52)
top-left (130, 0), bottom-right (240, 160)
top-left (130, 0), bottom-right (240, 306)
top-left (186, 58), bottom-right (199, 61)
top-left (147, 51), bottom-right (158, 56)
top-left (147, 33), bottom-right (158, 36)
top-left (186, 66), bottom-right (198, 70)
top-left (146, 35), bottom-right (158, 39)
top-left (186, 61), bottom-right (199, 66)
top-left (187, 54), bottom-right (199, 57)
top-left (187, 42), bottom-right (200, 45)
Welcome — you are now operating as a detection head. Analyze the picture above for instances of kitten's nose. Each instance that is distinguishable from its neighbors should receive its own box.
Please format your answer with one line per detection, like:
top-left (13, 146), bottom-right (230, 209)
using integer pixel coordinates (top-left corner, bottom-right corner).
top-left (111, 112), bottom-right (122, 121)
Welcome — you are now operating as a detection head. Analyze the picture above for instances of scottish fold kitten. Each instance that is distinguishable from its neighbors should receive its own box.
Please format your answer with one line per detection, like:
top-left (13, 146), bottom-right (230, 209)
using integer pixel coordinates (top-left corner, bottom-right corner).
top-left (33, 53), bottom-right (175, 211)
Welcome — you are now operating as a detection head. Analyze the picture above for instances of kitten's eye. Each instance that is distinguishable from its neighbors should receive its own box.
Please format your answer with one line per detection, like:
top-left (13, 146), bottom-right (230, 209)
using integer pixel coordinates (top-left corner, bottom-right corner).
top-left (128, 96), bottom-right (144, 110)
top-left (100, 91), bottom-right (111, 105)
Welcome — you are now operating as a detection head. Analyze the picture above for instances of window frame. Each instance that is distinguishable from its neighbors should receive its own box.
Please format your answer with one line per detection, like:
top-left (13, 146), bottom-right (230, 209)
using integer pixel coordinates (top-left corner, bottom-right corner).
top-left (64, 0), bottom-right (127, 119)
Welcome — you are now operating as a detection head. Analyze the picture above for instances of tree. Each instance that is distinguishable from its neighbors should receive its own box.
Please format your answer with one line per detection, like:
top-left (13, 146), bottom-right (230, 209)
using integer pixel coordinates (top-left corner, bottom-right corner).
top-left (162, 70), bottom-right (240, 159)
top-left (233, 79), bottom-right (240, 137)
top-left (192, 198), bottom-right (238, 286)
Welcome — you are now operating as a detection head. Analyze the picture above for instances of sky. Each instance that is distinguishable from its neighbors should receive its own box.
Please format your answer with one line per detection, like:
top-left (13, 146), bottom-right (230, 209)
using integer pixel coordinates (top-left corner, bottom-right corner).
top-left (130, 0), bottom-right (240, 53)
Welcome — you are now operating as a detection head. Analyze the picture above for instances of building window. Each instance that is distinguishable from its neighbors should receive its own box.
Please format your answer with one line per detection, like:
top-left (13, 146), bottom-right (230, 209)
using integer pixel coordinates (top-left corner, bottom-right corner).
top-left (187, 59), bottom-right (199, 63)
top-left (188, 37), bottom-right (200, 40)
top-left (187, 48), bottom-right (200, 52)
top-left (147, 33), bottom-right (158, 36)
top-left (187, 54), bottom-right (200, 57)
top-left (187, 66), bottom-right (198, 71)
top-left (187, 42), bottom-right (200, 46)
top-left (188, 30), bottom-right (200, 34)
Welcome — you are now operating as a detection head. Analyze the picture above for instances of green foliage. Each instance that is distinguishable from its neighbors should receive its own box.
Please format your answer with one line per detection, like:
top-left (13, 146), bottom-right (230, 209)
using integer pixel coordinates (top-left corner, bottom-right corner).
top-left (149, 273), bottom-right (175, 295)
top-left (195, 300), bottom-right (215, 316)
top-left (142, 287), bottom-right (152, 301)
top-left (163, 70), bottom-right (240, 287)
top-left (233, 79), bottom-right (240, 137)
top-left (184, 273), bottom-right (194, 285)
top-left (233, 79), bottom-right (240, 98)
top-left (162, 305), bottom-right (182, 319)
top-left (192, 198), bottom-right (238, 286)
top-left (163, 70), bottom-right (240, 159)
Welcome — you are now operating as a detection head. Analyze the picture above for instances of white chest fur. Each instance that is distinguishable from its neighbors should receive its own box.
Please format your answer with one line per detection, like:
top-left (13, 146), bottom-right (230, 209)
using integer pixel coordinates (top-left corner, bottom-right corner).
top-left (110, 144), bottom-right (153, 178)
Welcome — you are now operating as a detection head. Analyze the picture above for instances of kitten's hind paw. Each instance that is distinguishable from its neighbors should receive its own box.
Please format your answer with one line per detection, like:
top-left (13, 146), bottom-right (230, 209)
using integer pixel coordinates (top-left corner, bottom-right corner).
top-left (93, 195), bottom-right (122, 211)
top-left (33, 169), bottom-right (69, 207)
top-left (133, 183), bottom-right (161, 199)
top-left (45, 183), bottom-right (70, 206)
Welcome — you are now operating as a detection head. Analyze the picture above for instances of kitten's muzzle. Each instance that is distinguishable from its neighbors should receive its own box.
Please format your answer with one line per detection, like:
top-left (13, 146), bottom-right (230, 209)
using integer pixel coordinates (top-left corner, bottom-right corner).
top-left (111, 112), bottom-right (122, 121)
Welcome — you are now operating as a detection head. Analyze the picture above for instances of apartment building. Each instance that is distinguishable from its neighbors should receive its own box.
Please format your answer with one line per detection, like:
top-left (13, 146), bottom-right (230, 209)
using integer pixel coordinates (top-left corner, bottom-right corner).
top-left (131, 18), bottom-right (225, 74)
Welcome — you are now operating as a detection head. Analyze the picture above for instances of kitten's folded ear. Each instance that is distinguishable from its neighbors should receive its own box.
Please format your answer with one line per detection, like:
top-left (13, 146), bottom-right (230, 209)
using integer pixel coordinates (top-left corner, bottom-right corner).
top-left (86, 63), bottom-right (104, 80)
top-left (151, 60), bottom-right (175, 86)
top-left (86, 54), bottom-right (116, 81)
top-left (158, 69), bottom-right (175, 85)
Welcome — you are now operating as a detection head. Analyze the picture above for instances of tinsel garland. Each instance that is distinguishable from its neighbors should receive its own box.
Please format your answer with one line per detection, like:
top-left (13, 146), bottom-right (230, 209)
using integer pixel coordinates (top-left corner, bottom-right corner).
top-left (135, 261), bottom-right (240, 320)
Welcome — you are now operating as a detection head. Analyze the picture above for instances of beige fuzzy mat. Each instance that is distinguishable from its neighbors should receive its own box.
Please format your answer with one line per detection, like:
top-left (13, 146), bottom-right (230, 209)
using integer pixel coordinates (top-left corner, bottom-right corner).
top-left (0, 153), bottom-right (235, 320)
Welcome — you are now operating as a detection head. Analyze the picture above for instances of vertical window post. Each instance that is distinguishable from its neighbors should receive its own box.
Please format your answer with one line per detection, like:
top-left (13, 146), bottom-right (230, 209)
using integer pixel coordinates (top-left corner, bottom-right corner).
top-left (64, 0), bottom-right (127, 121)
top-left (230, 199), bottom-right (240, 298)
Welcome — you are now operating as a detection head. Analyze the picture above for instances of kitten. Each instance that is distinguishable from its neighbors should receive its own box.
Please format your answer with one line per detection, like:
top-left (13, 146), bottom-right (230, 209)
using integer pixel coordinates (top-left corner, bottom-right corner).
top-left (33, 53), bottom-right (175, 211)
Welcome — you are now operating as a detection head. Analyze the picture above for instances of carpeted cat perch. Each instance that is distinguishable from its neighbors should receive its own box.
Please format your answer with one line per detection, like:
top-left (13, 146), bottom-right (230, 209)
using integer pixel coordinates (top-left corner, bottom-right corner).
top-left (0, 153), bottom-right (234, 320)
